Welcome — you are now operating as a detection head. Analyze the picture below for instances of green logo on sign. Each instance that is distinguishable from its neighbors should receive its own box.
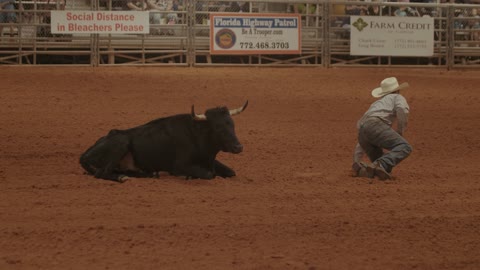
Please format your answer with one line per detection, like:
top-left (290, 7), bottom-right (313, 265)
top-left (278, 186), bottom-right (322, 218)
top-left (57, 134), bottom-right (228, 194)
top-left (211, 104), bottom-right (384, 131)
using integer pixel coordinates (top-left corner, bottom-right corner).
top-left (353, 18), bottom-right (368, 32)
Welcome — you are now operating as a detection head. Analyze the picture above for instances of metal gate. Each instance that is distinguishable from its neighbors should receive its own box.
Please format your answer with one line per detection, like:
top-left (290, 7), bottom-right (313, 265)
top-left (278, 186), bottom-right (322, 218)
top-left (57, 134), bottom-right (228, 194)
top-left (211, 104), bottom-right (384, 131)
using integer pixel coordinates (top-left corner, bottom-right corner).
top-left (1, 0), bottom-right (480, 68)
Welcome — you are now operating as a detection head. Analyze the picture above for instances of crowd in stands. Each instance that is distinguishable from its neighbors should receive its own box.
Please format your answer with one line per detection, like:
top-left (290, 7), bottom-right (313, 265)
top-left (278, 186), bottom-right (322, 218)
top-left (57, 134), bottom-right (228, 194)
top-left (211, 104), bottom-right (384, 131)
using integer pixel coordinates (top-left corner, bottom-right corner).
top-left (1, 0), bottom-right (480, 38)
top-left (120, 0), bottom-right (180, 34)
top-left (0, 0), bottom-right (65, 38)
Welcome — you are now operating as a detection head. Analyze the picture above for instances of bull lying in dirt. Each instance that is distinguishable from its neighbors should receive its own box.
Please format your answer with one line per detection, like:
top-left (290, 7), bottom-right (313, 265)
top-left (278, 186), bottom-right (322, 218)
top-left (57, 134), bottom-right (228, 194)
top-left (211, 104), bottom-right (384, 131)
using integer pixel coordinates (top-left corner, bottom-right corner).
top-left (80, 101), bottom-right (248, 182)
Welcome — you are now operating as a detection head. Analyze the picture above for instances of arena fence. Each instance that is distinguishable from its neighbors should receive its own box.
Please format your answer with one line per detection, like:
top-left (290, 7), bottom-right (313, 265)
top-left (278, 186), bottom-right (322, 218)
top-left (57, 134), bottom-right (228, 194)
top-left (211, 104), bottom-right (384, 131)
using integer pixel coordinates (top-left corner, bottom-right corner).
top-left (1, 0), bottom-right (480, 68)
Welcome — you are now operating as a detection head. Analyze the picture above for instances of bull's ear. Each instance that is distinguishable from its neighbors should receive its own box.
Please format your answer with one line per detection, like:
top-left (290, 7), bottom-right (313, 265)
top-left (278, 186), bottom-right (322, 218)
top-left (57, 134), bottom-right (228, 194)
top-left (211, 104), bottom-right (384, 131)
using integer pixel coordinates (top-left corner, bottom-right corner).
top-left (191, 105), bottom-right (207, 121)
top-left (229, 100), bottom-right (248, 116)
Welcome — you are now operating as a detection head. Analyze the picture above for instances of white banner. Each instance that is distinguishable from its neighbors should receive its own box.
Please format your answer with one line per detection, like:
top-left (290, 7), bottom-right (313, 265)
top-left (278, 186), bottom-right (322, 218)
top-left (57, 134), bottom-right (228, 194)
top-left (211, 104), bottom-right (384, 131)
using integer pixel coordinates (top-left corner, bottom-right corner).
top-left (51, 11), bottom-right (149, 34)
top-left (210, 14), bottom-right (301, 55)
top-left (350, 16), bottom-right (434, 56)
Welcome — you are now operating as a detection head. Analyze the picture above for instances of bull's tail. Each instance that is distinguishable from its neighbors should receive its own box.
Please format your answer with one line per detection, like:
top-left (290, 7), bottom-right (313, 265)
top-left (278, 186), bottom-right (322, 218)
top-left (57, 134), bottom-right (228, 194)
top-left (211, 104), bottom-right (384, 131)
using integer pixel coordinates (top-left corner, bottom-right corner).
top-left (80, 154), bottom-right (128, 182)
top-left (79, 135), bottom-right (107, 175)
top-left (79, 152), bottom-right (96, 175)
top-left (79, 132), bottom-right (131, 183)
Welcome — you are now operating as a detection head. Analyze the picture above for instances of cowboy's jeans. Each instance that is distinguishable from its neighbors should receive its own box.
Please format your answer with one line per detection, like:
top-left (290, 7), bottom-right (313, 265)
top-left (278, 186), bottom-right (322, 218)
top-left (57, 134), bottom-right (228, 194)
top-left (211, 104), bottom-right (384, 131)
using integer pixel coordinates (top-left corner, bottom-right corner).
top-left (358, 117), bottom-right (412, 173)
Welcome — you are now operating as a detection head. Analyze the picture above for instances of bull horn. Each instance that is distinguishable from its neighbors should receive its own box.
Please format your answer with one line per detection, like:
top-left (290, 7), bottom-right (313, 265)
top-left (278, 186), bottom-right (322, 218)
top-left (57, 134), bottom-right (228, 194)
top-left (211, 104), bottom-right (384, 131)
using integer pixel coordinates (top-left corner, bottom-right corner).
top-left (191, 105), bottom-right (207, 121)
top-left (229, 100), bottom-right (249, 116)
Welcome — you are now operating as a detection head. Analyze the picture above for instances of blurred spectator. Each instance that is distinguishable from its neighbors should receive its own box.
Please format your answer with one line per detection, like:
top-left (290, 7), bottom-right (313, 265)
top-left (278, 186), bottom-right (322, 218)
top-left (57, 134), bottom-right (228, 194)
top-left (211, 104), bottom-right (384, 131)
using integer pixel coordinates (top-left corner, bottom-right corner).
top-left (367, 0), bottom-right (385, 16)
top-left (195, 1), bottom-right (205, 24)
top-left (343, 0), bottom-right (368, 27)
top-left (128, 0), bottom-right (169, 34)
top-left (467, 8), bottom-right (480, 46)
top-left (394, 0), bottom-right (420, 17)
top-left (17, 0), bottom-right (32, 23)
top-left (0, 0), bottom-right (16, 37)
top-left (156, 0), bottom-right (179, 24)
top-left (454, 8), bottom-right (470, 48)
top-left (454, 8), bottom-right (468, 29)
top-left (230, 1), bottom-right (249, 12)
top-left (127, 0), bottom-right (178, 25)
top-left (48, 0), bottom-right (65, 10)
top-left (113, 0), bottom-right (131, 10)
top-left (42, 0), bottom-right (66, 26)
top-left (345, 1), bottom-right (368, 16)
top-left (294, 3), bottom-right (316, 15)
top-left (128, 0), bottom-right (161, 15)
top-left (409, 0), bottom-right (437, 17)
top-left (127, 0), bottom-right (147, 11)
top-left (172, 0), bottom-right (184, 11)
top-left (294, 3), bottom-right (317, 26)
top-left (258, 2), bottom-right (289, 13)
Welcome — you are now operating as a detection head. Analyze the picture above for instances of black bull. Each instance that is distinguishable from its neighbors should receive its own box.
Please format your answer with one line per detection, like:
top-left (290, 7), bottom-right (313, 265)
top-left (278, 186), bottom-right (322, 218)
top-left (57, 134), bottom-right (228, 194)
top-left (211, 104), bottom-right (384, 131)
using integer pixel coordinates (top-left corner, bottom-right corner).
top-left (80, 101), bottom-right (248, 182)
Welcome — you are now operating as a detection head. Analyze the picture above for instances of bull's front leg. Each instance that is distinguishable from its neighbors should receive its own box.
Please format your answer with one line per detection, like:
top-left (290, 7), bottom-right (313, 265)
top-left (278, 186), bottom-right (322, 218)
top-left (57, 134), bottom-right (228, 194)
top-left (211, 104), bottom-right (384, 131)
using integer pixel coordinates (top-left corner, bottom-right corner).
top-left (187, 165), bottom-right (215, 179)
top-left (172, 164), bottom-right (214, 179)
top-left (171, 148), bottom-right (215, 179)
top-left (214, 160), bottom-right (236, 178)
top-left (173, 155), bottom-right (214, 180)
top-left (80, 132), bottom-right (131, 183)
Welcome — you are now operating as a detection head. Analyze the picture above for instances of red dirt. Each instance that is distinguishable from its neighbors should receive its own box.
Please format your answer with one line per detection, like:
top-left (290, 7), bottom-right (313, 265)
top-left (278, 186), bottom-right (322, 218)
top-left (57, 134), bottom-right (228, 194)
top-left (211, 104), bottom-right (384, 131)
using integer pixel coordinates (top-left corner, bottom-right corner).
top-left (1, 67), bottom-right (479, 270)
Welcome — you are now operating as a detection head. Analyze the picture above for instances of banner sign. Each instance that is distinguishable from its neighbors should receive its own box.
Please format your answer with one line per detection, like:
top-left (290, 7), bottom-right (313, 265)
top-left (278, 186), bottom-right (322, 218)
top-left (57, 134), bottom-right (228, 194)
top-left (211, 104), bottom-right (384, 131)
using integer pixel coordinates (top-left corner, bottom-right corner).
top-left (210, 14), bottom-right (301, 55)
top-left (350, 16), bottom-right (434, 56)
top-left (51, 11), bottom-right (149, 34)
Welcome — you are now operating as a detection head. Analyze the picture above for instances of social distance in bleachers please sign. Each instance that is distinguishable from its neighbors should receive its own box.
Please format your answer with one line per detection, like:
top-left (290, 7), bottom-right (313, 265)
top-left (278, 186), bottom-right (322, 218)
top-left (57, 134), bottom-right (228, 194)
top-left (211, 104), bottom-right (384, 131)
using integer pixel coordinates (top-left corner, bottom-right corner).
top-left (350, 16), bottom-right (434, 57)
top-left (51, 11), bottom-right (149, 34)
top-left (210, 14), bottom-right (301, 55)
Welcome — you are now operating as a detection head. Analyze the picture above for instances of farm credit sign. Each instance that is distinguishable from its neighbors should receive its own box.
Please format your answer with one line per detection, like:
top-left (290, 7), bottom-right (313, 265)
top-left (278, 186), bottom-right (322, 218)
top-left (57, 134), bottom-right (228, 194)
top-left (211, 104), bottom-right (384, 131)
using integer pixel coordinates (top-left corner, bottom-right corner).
top-left (350, 16), bottom-right (434, 56)
top-left (51, 11), bottom-right (149, 34)
top-left (210, 14), bottom-right (301, 55)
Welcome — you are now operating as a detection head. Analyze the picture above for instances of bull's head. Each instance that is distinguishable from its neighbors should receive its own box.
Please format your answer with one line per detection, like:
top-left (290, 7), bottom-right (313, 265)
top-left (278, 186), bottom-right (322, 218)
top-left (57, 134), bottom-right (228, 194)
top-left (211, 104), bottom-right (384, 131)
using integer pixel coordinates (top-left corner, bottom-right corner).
top-left (191, 101), bottom-right (248, 154)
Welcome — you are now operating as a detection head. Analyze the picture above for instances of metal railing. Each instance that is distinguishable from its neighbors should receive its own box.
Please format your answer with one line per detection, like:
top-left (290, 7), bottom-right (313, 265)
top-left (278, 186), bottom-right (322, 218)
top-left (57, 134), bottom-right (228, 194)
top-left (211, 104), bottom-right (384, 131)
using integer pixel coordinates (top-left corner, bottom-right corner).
top-left (1, 0), bottom-right (480, 68)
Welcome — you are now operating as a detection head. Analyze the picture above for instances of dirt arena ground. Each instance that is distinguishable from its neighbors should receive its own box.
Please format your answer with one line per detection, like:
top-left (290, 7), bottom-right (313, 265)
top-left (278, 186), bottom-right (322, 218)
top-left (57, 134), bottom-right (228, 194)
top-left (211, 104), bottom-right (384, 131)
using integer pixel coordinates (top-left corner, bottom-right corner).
top-left (1, 67), bottom-right (479, 270)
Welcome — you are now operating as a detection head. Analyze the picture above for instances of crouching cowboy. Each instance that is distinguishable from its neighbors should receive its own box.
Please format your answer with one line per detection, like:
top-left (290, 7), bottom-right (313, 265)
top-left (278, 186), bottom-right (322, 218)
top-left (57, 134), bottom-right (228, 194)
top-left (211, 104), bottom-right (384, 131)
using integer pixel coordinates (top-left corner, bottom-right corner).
top-left (352, 77), bottom-right (413, 180)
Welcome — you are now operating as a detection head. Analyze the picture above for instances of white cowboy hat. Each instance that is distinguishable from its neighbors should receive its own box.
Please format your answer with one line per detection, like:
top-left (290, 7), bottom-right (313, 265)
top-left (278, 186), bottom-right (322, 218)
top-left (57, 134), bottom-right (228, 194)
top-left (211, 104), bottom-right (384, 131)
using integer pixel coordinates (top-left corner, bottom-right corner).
top-left (371, 77), bottom-right (409, 98)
